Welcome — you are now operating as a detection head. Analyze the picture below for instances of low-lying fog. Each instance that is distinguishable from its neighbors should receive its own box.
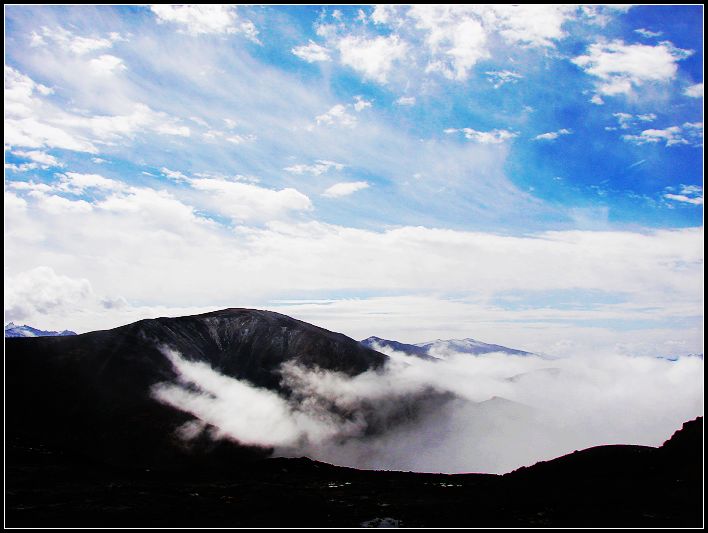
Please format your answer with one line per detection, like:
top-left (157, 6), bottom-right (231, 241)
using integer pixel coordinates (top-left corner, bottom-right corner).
top-left (153, 345), bottom-right (703, 474)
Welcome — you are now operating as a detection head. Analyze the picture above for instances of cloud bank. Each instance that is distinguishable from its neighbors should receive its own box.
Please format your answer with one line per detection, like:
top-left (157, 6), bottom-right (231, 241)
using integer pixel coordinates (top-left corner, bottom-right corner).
top-left (153, 345), bottom-right (703, 474)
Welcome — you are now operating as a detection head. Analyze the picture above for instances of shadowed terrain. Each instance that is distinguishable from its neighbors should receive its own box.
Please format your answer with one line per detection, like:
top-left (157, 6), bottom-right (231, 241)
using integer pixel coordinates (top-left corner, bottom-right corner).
top-left (5, 418), bottom-right (702, 527)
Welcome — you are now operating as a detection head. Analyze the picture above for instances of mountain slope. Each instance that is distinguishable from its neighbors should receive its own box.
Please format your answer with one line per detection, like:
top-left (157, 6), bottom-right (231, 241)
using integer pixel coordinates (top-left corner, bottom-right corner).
top-left (360, 336), bottom-right (432, 358)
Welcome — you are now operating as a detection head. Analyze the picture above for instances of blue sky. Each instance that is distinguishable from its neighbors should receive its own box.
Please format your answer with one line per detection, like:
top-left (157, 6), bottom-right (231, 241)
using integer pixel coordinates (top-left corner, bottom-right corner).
top-left (4, 5), bottom-right (703, 356)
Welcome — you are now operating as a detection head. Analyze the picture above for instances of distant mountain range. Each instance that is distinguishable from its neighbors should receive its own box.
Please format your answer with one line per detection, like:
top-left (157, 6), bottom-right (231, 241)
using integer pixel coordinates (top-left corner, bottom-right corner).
top-left (361, 335), bottom-right (533, 358)
top-left (4, 322), bottom-right (77, 338)
top-left (5, 319), bottom-right (532, 357)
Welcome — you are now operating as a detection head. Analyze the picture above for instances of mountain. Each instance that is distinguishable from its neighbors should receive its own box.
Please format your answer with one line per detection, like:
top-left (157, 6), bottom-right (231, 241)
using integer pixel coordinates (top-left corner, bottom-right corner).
top-left (419, 338), bottom-right (533, 357)
top-left (5, 309), bottom-right (702, 526)
top-left (361, 335), bottom-right (532, 358)
top-left (4, 322), bottom-right (77, 338)
top-left (5, 308), bottom-right (387, 469)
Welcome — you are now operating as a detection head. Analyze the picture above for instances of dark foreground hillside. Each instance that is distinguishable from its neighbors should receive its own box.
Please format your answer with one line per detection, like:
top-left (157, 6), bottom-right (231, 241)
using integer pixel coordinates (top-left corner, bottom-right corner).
top-left (5, 417), bottom-right (703, 528)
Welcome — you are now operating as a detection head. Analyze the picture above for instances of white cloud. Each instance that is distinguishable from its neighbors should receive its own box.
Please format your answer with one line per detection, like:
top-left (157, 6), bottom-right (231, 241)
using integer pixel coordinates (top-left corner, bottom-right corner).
top-left (153, 348), bottom-right (323, 448)
top-left (573, 40), bottom-right (693, 96)
top-left (485, 70), bottom-right (522, 89)
top-left (367, 5), bottom-right (585, 82)
top-left (5, 180), bottom-right (702, 355)
top-left (353, 95), bottom-right (373, 112)
top-left (322, 181), bottom-right (370, 198)
top-left (189, 177), bottom-right (312, 223)
top-left (284, 160), bottom-right (345, 175)
top-left (338, 34), bottom-right (408, 83)
top-left (57, 172), bottom-right (124, 193)
top-left (663, 194), bottom-right (703, 206)
top-left (292, 40), bottom-right (331, 62)
top-left (445, 127), bottom-right (517, 144)
top-left (62, 103), bottom-right (192, 141)
top-left (684, 82), bottom-right (703, 98)
top-left (150, 5), bottom-right (259, 42)
top-left (161, 167), bottom-right (190, 182)
top-left (11, 150), bottom-right (62, 168)
top-left (4, 266), bottom-right (94, 322)
top-left (623, 127), bottom-right (683, 146)
top-left (532, 128), bottom-right (572, 141)
top-left (153, 344), bottom-right (702, 474)
top-left (228, 134), bottom-right (256, 144)
top-left (634, 28), bottom-right (663, 38)
top-left (28, 191), bottom-right (94, 214)
top-left (5, 67), bottom-right (191, 153)
top-left (203, 130), bottom-right (257, 144)
top-left (5, 163), bottom-right (39, 173)
top-left (482, 5), bottom-right (578, 47)
top-left (88, 54), bottom-right (126, 75)
top-left (664, 184), bottom-right (703, 206)
top-left (612, 112), bottom-right (656, 130)
top-left (315, 104), bottom-right (357, 128)
top-left (5, 66), bottom-right (94, 152)
top-left (622, 123), bottom-right (702, 147)
top-left (29, 26), bottom-right (122, 55)
top-left (395, 96), bottom-right (416, 106)
top-left (193, 171), bottom-right (260, 184)
top-left (7, 181), bottom-right (55, 193)
top-left (6, 171), bottom-right (124, 208)
top-left (420, 14), bottom-right (488, 81)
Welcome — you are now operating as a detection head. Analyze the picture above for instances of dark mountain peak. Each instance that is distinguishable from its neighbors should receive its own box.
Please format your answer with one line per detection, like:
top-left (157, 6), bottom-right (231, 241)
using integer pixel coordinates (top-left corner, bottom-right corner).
top-left (6, 308), bottom-right (388, 469)
top-left (119, 307), bottom-right (387, 387)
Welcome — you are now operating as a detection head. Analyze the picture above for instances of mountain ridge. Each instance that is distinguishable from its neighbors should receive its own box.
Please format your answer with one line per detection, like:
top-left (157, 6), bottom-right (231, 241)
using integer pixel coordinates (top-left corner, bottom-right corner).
top-left (361, 334), bottom-right (533, 358)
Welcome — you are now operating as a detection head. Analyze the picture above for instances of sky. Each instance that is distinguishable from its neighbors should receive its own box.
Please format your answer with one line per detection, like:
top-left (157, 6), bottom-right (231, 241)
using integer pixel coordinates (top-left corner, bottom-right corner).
top-left (4, 5), bottom-right (704, 357)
